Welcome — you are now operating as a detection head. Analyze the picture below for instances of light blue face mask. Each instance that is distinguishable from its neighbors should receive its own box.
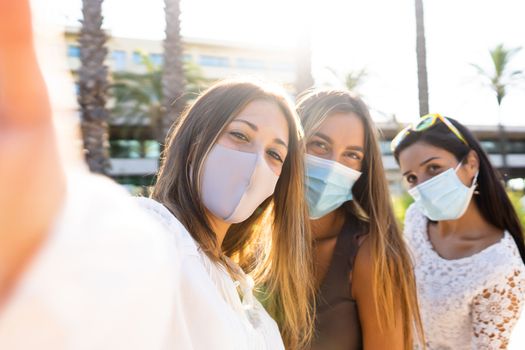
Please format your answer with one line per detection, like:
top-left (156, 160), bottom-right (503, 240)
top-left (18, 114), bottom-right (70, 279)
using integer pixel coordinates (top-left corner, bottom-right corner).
top-left (305, 154), bottom-right (362, 219)
top-left (408, 161), bottom-right (478, 221)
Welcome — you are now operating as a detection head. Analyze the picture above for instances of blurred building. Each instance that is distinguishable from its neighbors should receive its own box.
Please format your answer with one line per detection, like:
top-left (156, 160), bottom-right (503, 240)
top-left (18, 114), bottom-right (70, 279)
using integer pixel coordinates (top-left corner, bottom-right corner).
top-left (64, 27), bottom-right (297, 192)
top-left (64, 28), bottom-right (525, 193)
top-left (65, 26), bottom-right (296, 89)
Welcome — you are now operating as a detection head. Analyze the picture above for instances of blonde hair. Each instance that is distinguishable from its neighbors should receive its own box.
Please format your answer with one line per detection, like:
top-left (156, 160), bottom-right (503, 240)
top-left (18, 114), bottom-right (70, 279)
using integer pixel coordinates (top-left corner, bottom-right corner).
top-left (296, 88), bottom-right (424, 349)
top-left (152, 79), bottom-right (315, 349)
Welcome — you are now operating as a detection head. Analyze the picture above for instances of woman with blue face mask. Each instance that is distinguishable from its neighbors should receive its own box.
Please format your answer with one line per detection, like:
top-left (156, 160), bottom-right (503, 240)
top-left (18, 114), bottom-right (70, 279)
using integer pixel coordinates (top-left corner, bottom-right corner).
top-left (392, 114), bottom-right (525, 349)
top-left (138, 79), bottom-right (314, 350)
top-left (296, 89), bottom-right (424, 350)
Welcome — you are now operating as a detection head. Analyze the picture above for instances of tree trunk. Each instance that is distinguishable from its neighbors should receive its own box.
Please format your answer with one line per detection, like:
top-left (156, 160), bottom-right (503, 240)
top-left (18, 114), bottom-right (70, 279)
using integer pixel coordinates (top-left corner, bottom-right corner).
top-left (161, 0), bottom-right (185, 144)
top-left (78, 0), bottom-right (111, 174)
top-left (415, 0), bottom-right (429, 117)
top-left (497, 107), bottom-right (509, 182)
top-left (294, 28), bottom-right (314, 95)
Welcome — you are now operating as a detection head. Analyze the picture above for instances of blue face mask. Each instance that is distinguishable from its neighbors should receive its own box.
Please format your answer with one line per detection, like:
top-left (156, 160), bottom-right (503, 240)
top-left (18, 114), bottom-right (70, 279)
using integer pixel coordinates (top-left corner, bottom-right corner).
top-left (408, 161), bottom-right (478, 221)
top-left (305, 154), bottom-right (362, 219)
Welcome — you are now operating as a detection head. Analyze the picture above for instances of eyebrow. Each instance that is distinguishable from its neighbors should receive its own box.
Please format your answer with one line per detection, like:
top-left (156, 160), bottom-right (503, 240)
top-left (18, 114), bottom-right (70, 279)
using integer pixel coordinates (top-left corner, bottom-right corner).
top-left (313, 132), bottom-right (364, 152)
top-left (313, 132), bottom-right (332, 144)
top-left (346, 145), bottom-right (364, 153)
top-left (402, 156), bottom-right (441, 176)
top-left (274, 138), bottom-right (288, 148)
top-left (233, 119), bottom-right (258, 131)
top-left (234, 119), bottom-right (288, 148)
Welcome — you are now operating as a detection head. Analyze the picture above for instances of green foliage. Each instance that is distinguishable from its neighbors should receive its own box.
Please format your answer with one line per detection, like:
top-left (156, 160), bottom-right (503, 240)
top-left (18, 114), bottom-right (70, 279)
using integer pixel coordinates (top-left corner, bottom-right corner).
top-left (344, 68), bottom-right (368, 91)
top-left (508, 190), bottom-right (525, 230)
top-left (108, 52), bottom-right (208, 139)
top-left (471, 44), bottom-right (523, 106)
top-left (324, 66), bottom-right (367, 92)
top-left (392, 192), bottom-right (414, 228)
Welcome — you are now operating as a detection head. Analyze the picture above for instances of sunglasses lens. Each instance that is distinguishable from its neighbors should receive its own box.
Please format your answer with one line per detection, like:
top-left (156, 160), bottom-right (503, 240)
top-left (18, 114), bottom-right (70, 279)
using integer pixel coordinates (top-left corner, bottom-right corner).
top-left (415, 116), bottom-right (435, 131)
top-left (391, 114), bottom-right (468, 152)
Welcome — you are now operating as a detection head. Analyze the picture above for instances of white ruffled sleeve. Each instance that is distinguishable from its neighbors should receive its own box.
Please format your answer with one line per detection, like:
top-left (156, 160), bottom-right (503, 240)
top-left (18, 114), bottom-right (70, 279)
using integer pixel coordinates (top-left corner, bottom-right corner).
top-left (472, 269), bottom-right (525, 349)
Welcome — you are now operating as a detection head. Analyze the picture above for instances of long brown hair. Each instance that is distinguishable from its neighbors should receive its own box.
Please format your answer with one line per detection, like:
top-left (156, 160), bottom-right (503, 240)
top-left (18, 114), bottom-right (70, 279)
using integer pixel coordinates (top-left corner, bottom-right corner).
top-left (296, 88), bottom-right (424, 349)
top-left (152, 79), bottom-right (314, 349)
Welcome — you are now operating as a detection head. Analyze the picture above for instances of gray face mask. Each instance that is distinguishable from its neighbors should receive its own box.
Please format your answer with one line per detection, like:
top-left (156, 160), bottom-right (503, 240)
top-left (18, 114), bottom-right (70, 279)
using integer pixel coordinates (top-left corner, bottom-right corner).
top-left (200, 143), bottom-right (279, 223)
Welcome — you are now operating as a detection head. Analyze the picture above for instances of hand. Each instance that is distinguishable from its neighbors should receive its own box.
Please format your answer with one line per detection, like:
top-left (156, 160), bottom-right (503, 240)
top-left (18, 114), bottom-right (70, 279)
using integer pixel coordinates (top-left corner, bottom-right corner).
top-left (0, 0), bottom-right (65, 301)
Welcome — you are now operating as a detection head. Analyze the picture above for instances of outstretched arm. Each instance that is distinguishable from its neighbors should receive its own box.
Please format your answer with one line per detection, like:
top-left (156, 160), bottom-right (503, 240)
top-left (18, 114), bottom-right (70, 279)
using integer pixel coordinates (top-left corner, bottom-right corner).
top-left (0, 0), bottom-right (65, 302)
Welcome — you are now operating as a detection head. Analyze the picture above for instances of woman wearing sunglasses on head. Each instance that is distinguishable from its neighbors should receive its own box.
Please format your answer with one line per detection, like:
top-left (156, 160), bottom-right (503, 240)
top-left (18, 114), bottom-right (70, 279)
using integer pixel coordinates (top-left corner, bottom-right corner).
top-left (138, 79), bottom-right (314, 350)
top-left (392, 114), bottom-right (525, 349)
top-left (296, 89), bottom-right (424, 350)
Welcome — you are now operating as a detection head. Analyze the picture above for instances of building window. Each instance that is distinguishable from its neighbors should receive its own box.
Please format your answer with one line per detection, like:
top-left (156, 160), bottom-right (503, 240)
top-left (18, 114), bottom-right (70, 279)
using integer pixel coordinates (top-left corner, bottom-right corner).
top-left (67, 45), bottom-right (80, 58)
top-left (143, 140), bottom-right (161, 158)
top-left (183, 54), bottom-right (192, 62)
top-left (132, 51), bottom-right (143, 64)
top-left (379, 140), bottom-right (392, 155)
top-left (110, 140), bottom-right (142, 159)
top-left (198, 55), bottom-right (230, 67)
top-left (272, 62), bottom-right (294, 71)
top-left (508, 141), bottom-right (525, 154)
top-left (480, 141), bottom-right (500, 154)
top-left (109, 140), bottom-right (160, 159)
top-left (236, 58), bottom-right (265, 70)
top-left (149, 53), bottom-right (163, 66)
top-left (111, 50), bottom-right (127, 71)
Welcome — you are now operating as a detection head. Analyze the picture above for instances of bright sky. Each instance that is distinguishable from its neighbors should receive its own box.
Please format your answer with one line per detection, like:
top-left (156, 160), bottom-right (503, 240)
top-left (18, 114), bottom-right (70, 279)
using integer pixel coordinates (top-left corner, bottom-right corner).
top-left (47, 0), bottom-right (525, 126)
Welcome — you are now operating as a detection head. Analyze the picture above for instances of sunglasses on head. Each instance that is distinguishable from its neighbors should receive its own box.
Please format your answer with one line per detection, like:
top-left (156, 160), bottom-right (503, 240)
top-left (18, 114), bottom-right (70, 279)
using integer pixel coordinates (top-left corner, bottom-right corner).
top-left (390, 113), bottom-right (469, 152)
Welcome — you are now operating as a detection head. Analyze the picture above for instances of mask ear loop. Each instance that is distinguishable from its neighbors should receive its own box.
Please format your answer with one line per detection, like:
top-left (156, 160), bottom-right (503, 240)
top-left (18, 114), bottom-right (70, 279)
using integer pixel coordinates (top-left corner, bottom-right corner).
top-left (455, 157), bottom-right (480, 194)
top-left (472, 171), bottom-right (480, 195)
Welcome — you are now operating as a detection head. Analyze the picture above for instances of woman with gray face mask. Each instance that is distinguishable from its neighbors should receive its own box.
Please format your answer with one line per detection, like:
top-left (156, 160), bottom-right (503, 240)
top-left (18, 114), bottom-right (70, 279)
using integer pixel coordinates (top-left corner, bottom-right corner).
top-left (392, 114), bottom-right (525, 349)
top-left (138, 79), bottom-right (315, 350)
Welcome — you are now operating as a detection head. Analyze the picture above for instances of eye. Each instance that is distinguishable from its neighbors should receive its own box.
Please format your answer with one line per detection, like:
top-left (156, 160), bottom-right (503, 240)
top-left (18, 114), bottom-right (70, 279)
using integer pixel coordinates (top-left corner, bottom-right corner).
top-left (311, 140), bottom-right (326, 149)
top-left (344, 151), bottom-right (362, 161)
top-left (308, 140), bottom-right (329, 154)
top-left (229, 131), bottom-right (249, 142)
top-left (267, 149), bottom-right (284, 163)
top-left (406, 174), bottom-right (417, 184)
top-left (427, 164), bottom-right (441, 174)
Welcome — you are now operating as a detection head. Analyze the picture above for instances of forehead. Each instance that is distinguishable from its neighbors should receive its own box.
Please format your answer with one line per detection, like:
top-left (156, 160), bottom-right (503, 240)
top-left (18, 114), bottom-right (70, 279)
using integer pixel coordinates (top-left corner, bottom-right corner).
top-left (314, 112), bottom-right (364, 144)
top-left (398, 142), bottom-right (457, 170)
top-left (234, 99), bottom-right (289, 143)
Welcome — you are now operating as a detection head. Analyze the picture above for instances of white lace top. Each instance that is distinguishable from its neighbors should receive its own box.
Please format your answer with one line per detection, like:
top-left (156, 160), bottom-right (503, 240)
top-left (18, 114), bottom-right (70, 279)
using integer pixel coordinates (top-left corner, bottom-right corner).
top-left (404, 204), bottom-right (525, 350)
top-left (137, 198), bottom-right (285, 350)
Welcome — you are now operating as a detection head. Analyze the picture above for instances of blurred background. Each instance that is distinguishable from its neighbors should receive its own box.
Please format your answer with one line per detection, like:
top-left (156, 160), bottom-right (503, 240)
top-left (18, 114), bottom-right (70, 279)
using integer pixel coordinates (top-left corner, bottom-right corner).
top-left (34, 0), bottom-right (525, 227)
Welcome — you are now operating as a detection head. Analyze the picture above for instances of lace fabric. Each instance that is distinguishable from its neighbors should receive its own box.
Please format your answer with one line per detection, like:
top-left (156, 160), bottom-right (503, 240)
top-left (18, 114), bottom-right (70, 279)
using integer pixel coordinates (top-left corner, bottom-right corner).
top-left (404, 204), bottom-right (525, 350)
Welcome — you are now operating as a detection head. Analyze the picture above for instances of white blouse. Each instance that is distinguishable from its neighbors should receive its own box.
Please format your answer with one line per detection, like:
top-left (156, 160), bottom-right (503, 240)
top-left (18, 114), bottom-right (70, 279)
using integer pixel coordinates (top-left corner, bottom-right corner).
top-left (0, 172), bottom-right (183, 350)
top-left (137, 197), bottom-right (285, 350)
top-left (404, 204), bottom-right (525, 350)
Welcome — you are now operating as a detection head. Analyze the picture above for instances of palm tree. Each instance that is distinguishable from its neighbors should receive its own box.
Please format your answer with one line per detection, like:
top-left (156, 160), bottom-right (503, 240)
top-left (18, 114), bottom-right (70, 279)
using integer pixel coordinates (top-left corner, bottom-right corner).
top-left (109, 53), bottom-right (207, 143)
top-left (415, 0), bottom-right (429, 116)
top-left (324, 66), bottom-right (367, 93)
top-left (344, 69), bottom-right (368, 92)
top-left (161, 0), bottom-right (185, 144)
top-left (471, 44), bottom-right (523, 179)
top-left (77, 0), bottom-right (111, 174)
